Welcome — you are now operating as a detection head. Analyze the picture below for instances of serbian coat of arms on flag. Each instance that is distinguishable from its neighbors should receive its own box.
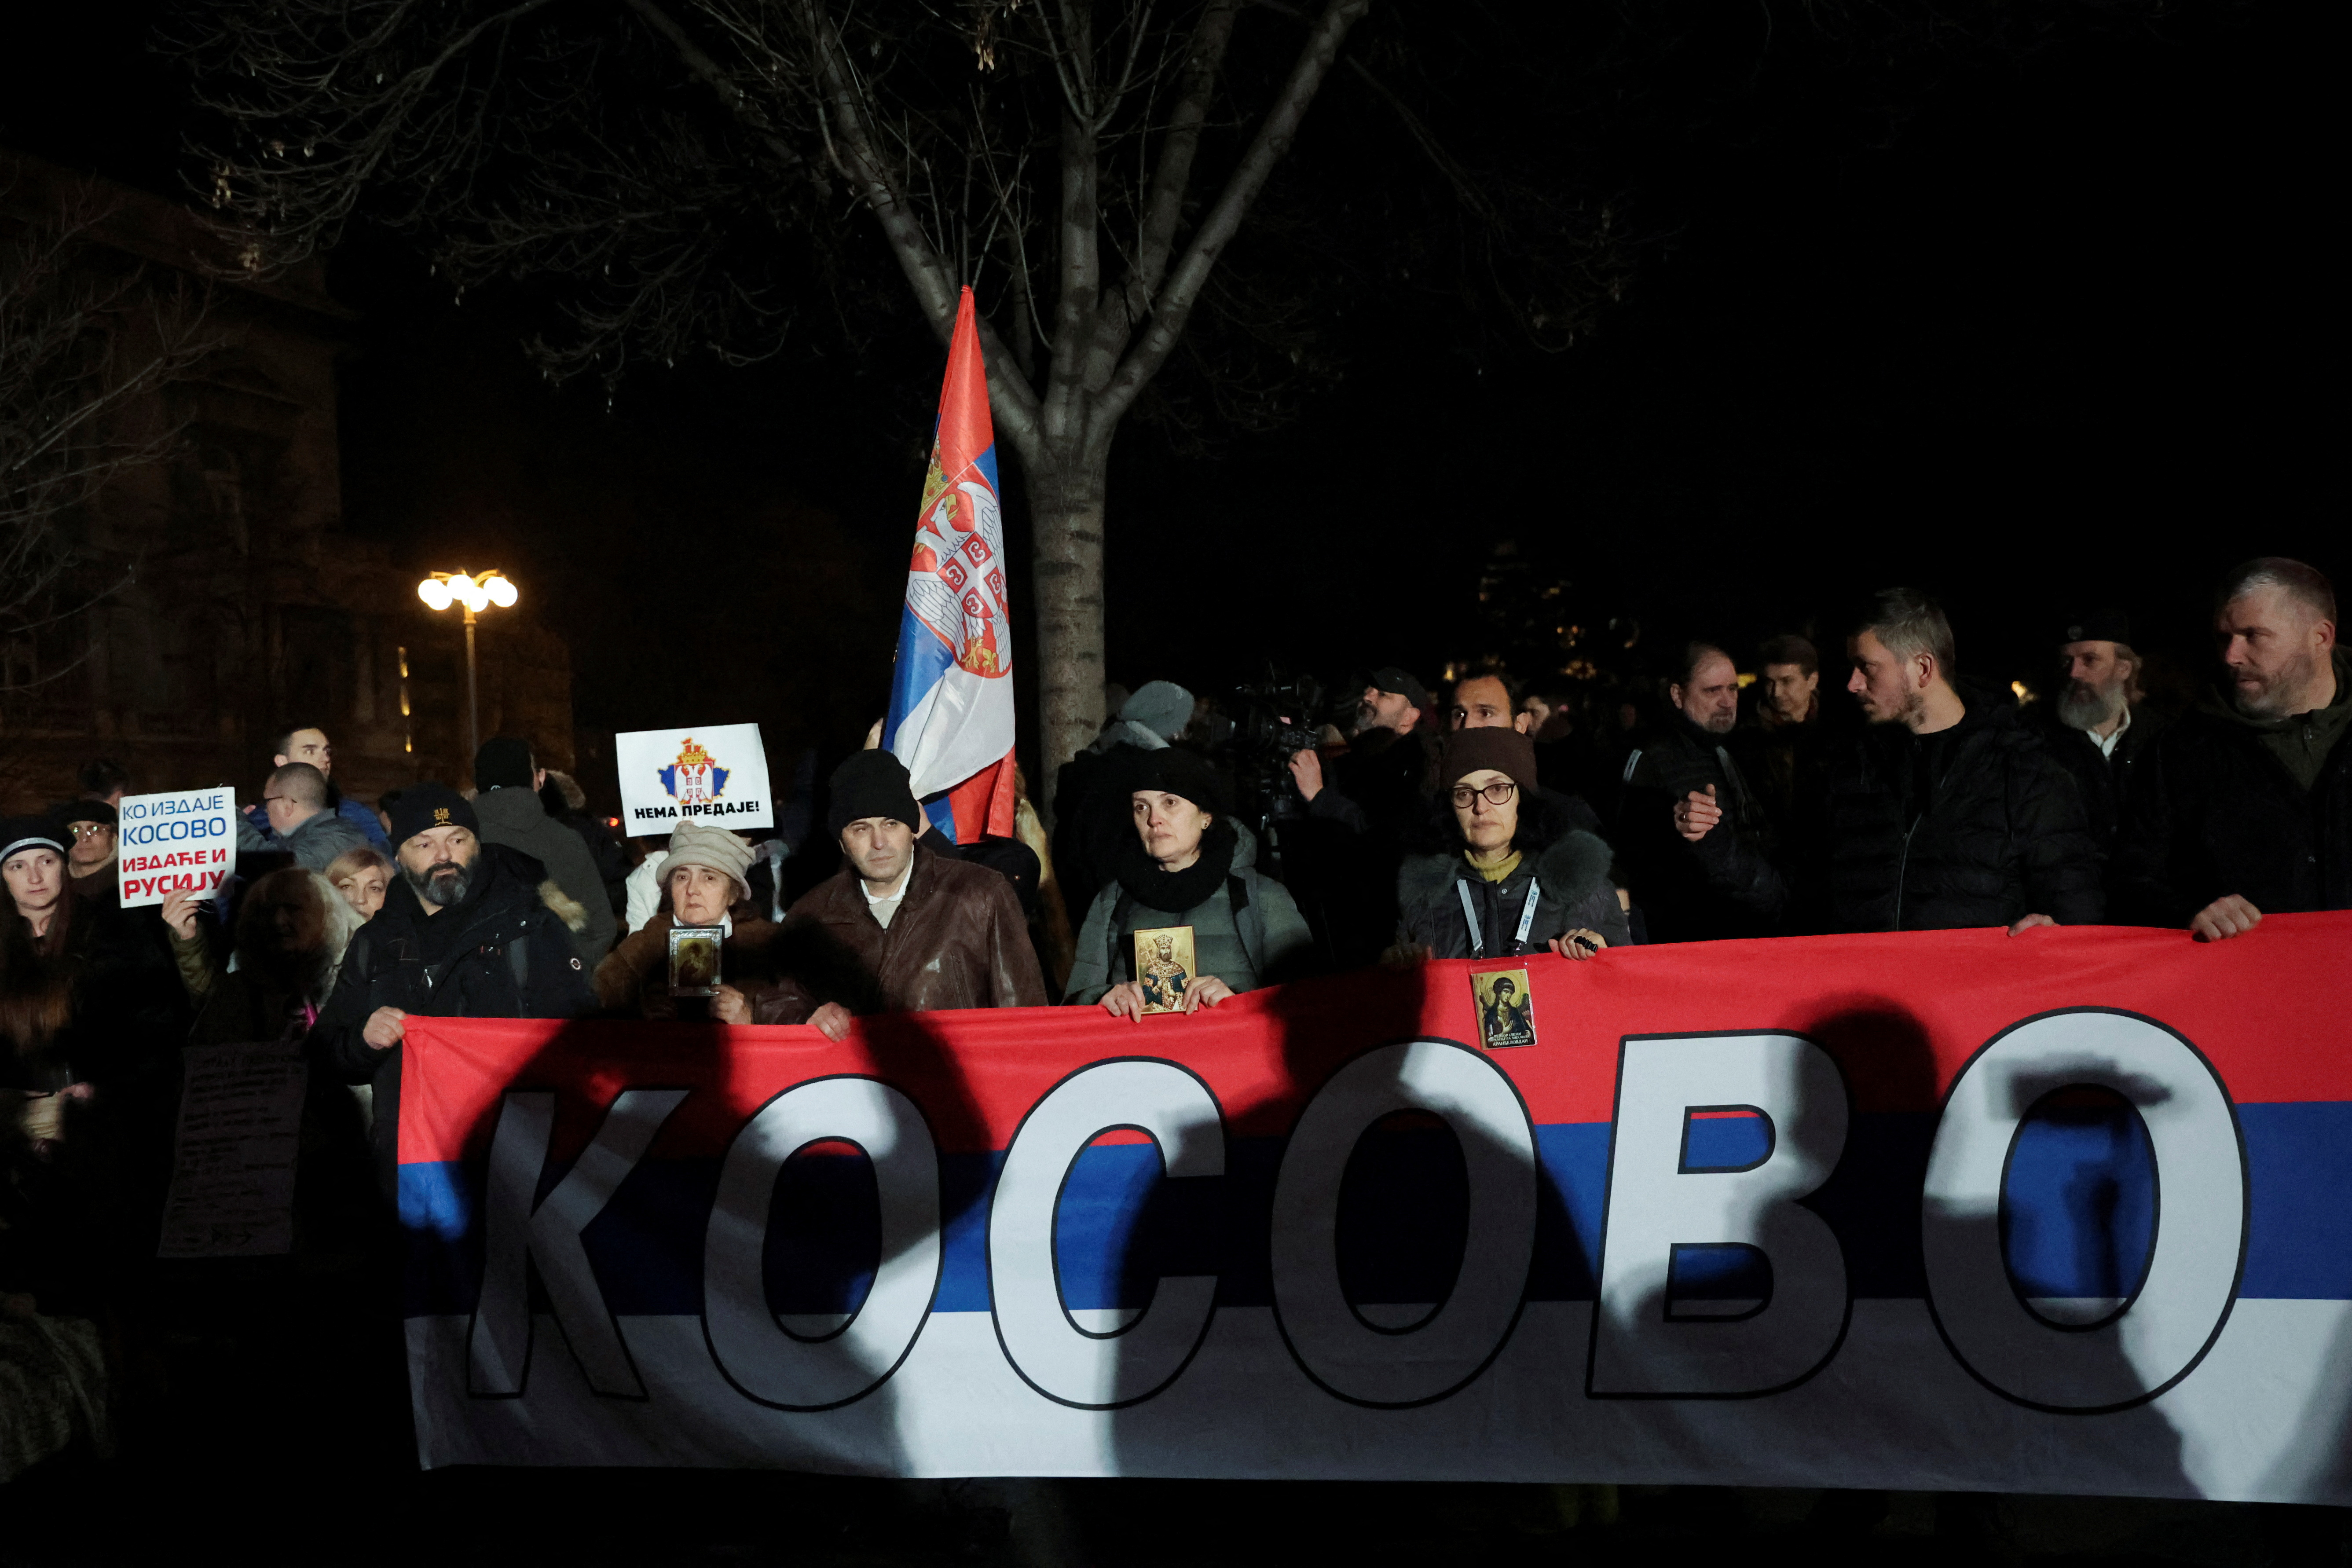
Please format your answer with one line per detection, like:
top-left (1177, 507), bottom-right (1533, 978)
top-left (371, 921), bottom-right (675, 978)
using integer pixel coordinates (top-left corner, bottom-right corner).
top-left (658, 736), bottom-right (730, 806)
top-left (885, 286), bottom-right (1018, 843)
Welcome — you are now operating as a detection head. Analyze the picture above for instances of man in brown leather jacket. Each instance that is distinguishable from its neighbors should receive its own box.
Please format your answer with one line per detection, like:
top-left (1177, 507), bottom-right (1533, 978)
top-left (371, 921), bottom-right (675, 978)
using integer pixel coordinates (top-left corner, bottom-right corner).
top-left (758, 750), bottom-right (1047, 1019)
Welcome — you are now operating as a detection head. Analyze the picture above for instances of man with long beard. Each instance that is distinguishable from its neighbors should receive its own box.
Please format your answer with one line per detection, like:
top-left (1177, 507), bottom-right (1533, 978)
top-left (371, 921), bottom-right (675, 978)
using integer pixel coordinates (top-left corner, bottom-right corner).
top-left (308, 783), bottom-right (596, 1194)
top-left (2115, 557), bottom-right (2350, 938)
top-left (2035, 608), bottom-right (2168, 850)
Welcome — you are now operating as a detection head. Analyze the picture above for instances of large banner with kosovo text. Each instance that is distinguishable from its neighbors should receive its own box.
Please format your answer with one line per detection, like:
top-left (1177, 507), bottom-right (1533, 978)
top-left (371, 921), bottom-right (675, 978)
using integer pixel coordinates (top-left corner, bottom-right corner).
top-left (399, 915), bottom-right (2352, 1501)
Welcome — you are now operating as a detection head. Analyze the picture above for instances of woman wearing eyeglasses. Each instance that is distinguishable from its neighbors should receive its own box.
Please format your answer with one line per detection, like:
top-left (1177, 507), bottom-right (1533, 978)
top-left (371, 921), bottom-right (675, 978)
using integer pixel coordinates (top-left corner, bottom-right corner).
top-left (1390, 728), bottom-right (1627, 964)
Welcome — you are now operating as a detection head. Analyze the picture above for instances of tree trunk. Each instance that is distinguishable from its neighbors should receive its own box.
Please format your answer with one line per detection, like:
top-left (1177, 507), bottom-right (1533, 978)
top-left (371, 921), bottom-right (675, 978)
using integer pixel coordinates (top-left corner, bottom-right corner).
top-left (1025, 445), bottom-right (1108, 801)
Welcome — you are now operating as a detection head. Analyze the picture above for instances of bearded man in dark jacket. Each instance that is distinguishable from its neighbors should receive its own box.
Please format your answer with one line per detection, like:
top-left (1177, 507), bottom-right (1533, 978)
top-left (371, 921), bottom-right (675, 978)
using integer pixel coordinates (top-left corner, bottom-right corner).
top-left (309, 784), bottom-right (597, 1195)
top-left (1799, 589), bottom-right (2103, 934)
top-left (2113, 558), bottom-right (2351, 939)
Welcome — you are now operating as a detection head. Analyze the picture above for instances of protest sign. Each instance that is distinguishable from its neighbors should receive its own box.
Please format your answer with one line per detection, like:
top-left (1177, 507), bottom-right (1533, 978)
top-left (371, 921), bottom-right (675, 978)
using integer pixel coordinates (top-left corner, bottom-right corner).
top-left (158, 1041), bottom-right (308, 1259)
top-left (397, 914), bottom-right (2352, 1503)
top-left (612, 725), bottom-right (771, 837)
top-left (114, 786), bottom-right (236, 909)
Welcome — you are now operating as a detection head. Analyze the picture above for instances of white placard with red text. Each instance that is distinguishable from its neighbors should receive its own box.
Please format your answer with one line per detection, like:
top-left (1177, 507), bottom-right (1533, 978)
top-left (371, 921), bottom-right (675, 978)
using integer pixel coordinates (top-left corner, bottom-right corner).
top-left (116, 786), bottom-right (237, 908)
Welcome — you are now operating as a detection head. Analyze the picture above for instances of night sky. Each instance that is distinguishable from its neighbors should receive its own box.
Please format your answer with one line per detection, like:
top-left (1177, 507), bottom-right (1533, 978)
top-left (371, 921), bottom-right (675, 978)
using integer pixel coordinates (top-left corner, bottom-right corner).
top-left (3, 1), bottom-right (2339, 767)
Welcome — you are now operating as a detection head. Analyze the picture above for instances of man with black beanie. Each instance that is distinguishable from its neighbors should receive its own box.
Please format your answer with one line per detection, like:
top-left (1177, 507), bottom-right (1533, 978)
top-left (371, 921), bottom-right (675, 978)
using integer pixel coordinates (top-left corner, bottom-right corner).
top-left (767, 750), bottom-right (1046, 1017)
top-left (308, 781), bottom-right (598, 1194)
top-left (470, 735), bottom-right (616, 963)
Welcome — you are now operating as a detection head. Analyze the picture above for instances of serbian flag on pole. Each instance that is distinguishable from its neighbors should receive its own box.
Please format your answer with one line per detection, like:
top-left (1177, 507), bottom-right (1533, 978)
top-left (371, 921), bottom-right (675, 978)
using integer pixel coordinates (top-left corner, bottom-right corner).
top-left (884, 286), bottom-right (1017, 843)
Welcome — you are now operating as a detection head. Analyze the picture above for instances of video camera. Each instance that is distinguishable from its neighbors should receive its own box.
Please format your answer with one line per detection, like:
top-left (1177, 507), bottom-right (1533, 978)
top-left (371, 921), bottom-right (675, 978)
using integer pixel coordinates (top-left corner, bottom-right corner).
top-left (1232, 671), bottom-right (1326, 762)
top-left (1214, 670), bottom-right (1329, 885)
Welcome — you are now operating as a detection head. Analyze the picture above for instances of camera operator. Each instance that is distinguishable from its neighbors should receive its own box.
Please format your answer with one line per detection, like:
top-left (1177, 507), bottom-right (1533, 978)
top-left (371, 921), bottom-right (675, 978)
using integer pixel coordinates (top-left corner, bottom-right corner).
top-left (1287, 667), bottom-right (1440, 968)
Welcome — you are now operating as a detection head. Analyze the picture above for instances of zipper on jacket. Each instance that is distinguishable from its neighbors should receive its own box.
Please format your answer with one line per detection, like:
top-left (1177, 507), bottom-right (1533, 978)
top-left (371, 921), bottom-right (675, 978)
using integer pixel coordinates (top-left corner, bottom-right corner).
top-left (1893, 817), bottom-right (1920, 932)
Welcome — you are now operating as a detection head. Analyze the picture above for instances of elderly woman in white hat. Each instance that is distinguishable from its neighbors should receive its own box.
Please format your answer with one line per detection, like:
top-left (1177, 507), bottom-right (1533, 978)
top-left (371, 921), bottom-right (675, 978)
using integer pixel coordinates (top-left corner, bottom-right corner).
top-left (593, 820), bottom-right (848, 1037)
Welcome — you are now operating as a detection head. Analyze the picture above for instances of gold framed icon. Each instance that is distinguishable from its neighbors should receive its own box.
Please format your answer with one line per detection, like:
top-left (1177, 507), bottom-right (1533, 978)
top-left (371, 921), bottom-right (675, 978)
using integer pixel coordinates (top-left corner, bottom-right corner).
top-left (1470, 967), bottom-right (1536, 1049)
top-left (668, 924), bottom-right (724, 996)
top-left (1132, 925), bottom-right (1198, 1015)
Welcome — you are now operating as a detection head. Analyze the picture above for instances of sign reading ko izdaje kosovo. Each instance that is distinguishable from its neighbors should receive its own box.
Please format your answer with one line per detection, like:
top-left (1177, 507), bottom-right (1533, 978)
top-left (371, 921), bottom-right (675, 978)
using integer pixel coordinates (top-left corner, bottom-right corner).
top-left (884, 285), bottom-right (1018, 844)
top-left (115, 787), bottom-right (236, 908)
top-left (613, 725), bottom-right (772, 835)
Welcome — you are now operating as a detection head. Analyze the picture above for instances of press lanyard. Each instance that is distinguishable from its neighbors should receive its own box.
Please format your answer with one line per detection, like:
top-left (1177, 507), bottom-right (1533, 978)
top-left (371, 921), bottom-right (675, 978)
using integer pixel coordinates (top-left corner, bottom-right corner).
top-left (1457, 879), bottom-right (1540, 958)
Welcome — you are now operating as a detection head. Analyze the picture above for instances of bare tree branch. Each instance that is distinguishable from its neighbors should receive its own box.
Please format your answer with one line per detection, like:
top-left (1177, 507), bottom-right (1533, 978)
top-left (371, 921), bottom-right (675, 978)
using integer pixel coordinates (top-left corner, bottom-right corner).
top-left (1091, 0), bottom-right (1368, 440)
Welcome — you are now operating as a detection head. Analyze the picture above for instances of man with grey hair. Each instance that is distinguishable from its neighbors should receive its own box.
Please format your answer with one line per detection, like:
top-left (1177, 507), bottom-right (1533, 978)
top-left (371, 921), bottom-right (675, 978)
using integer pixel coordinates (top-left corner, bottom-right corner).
top-left (2114, 556), bottom-right (2349, 938)
top-left (1801, 586), bottom-right (2101, 934)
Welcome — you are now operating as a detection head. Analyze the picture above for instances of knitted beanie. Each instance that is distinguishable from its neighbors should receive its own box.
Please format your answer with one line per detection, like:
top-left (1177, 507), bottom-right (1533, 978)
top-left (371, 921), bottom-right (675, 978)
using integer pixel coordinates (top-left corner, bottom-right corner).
top-left (656, 818), bottom-right (756, 905)
top-left (1439, 726), bottom-right (1539, 793)
top-left (473, 735), bottom-right (536, 792)
top-left (0, 817), bottom-right (66, 865)
top-left (827, 749), bottom-right (924, 836)
top-left (1119, 681), bottom-right (1195, 743)
top-left (387, 783), bottom-right (479, 848)
top-left (1131, 747), bottom-right (1230, 817)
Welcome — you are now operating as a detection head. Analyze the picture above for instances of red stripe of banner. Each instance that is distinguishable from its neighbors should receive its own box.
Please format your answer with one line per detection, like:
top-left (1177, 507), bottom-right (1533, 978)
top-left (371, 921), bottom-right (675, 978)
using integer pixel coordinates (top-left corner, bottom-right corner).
top-left (399, 913), bottom-right (2352, 1170)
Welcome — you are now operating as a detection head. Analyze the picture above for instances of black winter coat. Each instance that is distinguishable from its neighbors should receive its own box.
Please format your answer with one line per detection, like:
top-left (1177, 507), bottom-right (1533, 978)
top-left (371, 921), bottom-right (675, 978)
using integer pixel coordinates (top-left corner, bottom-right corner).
top-left (1617, 715), bottom-right (1785, 941)
top-left (2110, 683), bottom-right (2352, 926)
top-left (309, 846), bottom-right (597, 1195)
top-left (1051, 737), bottom-right (1155, 921)
top-left (1397, 829), bottom-right (1630, 959)
top-left (1807, 694), bottom-right (2104, 933)
top-left (2028, 704), bottom-right (2169, 852)
top-left (1301, 727), bottom-right (1440, 969)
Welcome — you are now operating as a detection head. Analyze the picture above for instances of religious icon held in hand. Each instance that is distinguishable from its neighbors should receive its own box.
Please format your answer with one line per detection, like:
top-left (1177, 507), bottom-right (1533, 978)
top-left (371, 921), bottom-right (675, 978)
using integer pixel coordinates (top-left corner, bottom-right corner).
top-left (1471, 968), bottom-right (1537, 1049)
top-left (1132, 926), bottom-right (1197, 1015)
top-left (669, 925), bottom-right (723, 997)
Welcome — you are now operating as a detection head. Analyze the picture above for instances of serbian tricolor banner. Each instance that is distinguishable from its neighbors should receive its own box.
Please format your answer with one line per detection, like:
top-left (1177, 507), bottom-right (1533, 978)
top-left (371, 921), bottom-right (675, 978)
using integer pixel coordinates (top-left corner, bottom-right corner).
top-left (397, 915), bottom-right (2352, 1502)
top-left (884, 286), bottom-right (1016, 844)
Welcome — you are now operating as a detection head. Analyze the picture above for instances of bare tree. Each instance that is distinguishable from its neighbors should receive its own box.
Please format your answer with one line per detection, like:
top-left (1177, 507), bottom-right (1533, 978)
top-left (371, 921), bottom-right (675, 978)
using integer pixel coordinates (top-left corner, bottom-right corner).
top-left (0, 175), bottom-right (214, 708)
top-left (176, 0), bottom-right (1625, 777)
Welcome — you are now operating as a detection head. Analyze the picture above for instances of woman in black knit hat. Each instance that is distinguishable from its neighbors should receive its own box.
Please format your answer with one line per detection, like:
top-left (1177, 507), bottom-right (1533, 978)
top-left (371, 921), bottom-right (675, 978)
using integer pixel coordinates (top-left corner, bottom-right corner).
top-left (1063, 750), bottom-right (1315, 1015)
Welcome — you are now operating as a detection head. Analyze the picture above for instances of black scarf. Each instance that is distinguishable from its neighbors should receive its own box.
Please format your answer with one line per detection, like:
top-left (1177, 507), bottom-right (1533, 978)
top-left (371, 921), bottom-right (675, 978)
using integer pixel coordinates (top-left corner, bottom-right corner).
top-left (1112, 818), bottom-right (1238, 916)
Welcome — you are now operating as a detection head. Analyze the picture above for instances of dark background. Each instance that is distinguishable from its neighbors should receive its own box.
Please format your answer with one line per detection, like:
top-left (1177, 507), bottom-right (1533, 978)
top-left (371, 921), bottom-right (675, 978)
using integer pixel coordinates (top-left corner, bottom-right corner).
top-left (2, 0), bottom-right (2340, 771)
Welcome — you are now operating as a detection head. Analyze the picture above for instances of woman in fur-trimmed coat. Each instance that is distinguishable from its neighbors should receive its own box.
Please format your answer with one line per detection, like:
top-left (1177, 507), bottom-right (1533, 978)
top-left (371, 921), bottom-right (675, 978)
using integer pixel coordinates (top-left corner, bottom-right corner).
top-left (1391, 728), bottom-right (1630, 963)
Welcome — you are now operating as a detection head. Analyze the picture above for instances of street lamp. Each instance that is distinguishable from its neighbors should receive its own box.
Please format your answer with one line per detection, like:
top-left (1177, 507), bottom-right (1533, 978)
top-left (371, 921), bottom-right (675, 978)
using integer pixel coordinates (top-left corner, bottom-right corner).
top-left (417, 569), bottom-right (519, 763)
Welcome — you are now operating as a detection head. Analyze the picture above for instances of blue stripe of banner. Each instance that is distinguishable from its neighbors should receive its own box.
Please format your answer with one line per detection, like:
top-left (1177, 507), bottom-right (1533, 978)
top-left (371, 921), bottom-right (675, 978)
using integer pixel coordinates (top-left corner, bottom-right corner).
top-left (399, 1103), bottom-right (2352, 1319)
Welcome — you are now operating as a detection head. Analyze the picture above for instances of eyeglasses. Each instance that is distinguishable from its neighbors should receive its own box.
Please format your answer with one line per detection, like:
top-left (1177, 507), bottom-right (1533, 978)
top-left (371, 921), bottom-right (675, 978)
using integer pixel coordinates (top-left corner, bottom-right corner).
top-left (67, 823), bottom-right (113, 838)
top-left (1450, 780), bottom-right (1518, 810)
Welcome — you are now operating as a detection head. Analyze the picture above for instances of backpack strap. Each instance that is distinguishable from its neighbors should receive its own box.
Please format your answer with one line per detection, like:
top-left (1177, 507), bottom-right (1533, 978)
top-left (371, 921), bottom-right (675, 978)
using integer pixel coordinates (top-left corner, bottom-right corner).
top-left (1111, 887), bottom-right (1137, 981)
top-left (1228, 874), bottom-right (1267, 974)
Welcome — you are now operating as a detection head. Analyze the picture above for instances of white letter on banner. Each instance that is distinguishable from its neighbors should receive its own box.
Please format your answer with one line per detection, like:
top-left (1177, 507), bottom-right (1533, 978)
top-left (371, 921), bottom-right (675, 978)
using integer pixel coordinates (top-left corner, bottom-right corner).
top-left (1588, 1033), bottom-right (1849, 1397)
top-left (1270, 1040), bottom-right (1536, 1407)
top-left (1922, 1009), bottom-right (2245, 1412)
top-left (989, 1059), bottom-right (1224, 1408)
top-left (703, 1077), bottom-right (941, 1410)
top-left (469, 1088), bottom-right (688, 1399)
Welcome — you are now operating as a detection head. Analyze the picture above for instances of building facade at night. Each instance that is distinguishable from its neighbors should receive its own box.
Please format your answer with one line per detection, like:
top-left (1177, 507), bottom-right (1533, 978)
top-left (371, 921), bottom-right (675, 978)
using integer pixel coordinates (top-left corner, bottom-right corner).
top-left (0, 150), bottom-right (575, 816)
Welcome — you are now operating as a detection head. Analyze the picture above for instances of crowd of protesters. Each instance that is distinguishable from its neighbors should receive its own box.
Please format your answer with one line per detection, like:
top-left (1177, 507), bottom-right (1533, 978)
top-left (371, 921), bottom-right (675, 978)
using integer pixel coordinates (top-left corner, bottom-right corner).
top-left (1, 554), bottom-right (2344, 1475)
